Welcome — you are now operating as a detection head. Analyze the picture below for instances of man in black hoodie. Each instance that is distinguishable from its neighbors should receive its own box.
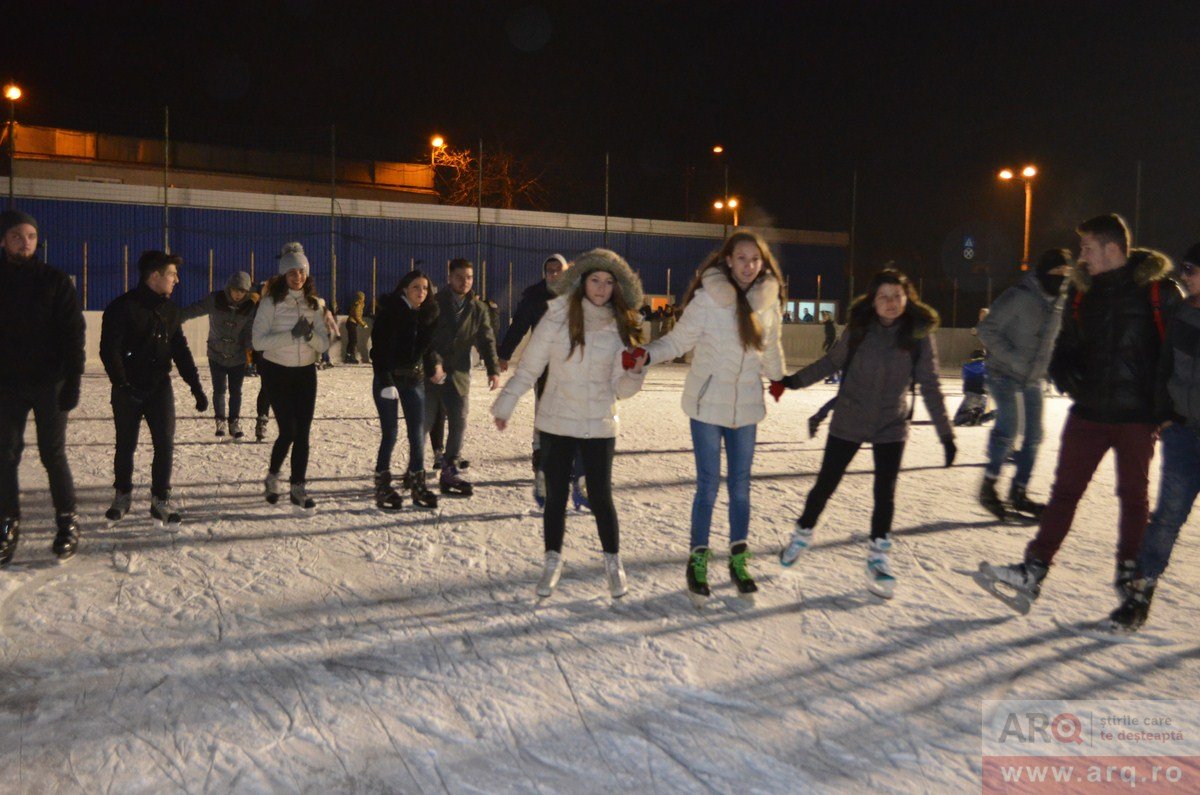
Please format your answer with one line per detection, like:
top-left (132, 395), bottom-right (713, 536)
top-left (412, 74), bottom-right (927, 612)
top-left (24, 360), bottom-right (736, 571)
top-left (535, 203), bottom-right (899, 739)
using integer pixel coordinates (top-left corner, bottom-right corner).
top-left (100, 251), bottom-right (209, 527)
top-left (984, 214), bottom-right (1183, 606)
top-left (0, 210), bottom-right (86, 565)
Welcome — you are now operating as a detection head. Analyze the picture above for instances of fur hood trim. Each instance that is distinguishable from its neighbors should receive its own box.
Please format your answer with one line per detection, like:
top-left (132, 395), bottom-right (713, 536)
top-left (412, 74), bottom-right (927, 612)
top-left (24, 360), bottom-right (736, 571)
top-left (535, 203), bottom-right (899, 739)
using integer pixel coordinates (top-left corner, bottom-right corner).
top-left (699, 266), bottom-right (780, 312)
top-left (1068, 248), bottom-right (1174, 293)
top-left (847, 294), bottom-right (940, 338)
top-left (552, 248), bottom-right (643, 309)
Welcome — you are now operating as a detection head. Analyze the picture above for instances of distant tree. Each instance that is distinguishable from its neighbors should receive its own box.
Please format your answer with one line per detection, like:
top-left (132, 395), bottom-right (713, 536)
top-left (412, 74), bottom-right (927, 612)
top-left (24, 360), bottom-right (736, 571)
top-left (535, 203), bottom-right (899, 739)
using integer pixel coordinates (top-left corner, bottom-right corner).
top-left (433, 145), bottom-right (548, 209)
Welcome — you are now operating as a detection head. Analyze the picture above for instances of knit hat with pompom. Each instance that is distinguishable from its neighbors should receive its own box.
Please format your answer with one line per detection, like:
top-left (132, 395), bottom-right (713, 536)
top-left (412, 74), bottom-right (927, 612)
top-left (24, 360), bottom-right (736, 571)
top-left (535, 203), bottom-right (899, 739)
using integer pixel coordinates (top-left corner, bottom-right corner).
top-left (277, 242), bottom-right (309, 276)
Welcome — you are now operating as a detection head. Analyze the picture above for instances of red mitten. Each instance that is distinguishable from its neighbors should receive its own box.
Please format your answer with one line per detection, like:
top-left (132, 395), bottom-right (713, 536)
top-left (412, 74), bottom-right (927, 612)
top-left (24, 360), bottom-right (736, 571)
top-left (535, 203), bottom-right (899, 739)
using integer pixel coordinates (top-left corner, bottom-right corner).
top-left (769, 380), bottom-right (786, 402)
top-left (622, 347), bottom-right (647, 370)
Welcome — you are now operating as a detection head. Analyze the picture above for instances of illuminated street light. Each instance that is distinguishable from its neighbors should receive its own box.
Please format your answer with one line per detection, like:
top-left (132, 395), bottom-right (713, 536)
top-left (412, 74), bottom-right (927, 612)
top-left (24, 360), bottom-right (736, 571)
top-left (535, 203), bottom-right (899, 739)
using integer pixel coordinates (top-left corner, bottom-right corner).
top-left (5, 82), bottom-right (21, 208)
top-left (711, 145), bottom-right (724, 154)
top-left (998, 164), bottom-right (1038, 270)
top-left (713, 197), bottom-right (739, 227)
top-left (430, 135), bottom-right (445, 166)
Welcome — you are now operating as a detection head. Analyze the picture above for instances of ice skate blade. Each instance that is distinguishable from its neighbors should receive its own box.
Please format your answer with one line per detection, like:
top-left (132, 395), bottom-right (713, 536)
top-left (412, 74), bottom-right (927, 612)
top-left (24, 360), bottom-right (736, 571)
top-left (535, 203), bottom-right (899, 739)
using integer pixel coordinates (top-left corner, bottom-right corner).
top-left (292, 504), bottom-right (316, 517)
top-left (866, 578), bottom-right (895, 600)
top-left (687, 591), bottom-right (710, 610)
top-left (735, 591), bottom-right (757, 607)
top-left (975, 562), bottom-right (1033, 615)
top-left (153, 518), bottom-right (181, 532)
top-left (1052, 616), bottom-right (1175, 646)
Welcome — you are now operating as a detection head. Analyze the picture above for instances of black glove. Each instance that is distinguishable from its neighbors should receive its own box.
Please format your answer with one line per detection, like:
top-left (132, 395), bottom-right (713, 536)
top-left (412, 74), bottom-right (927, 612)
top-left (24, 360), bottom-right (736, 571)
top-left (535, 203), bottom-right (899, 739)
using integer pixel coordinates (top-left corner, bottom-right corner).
top-left (781, 371), bottom-right (802, 390)
top-left (192, 387), bottom-right (209, 413)
top-left (291, 317), bottom-right (315, 340)
top-left (940, 433), bottom-right (957, 468)
top-left (117, 383), bottom-right (149, 405)
top-left (58, 378), bottom-right (81, 412)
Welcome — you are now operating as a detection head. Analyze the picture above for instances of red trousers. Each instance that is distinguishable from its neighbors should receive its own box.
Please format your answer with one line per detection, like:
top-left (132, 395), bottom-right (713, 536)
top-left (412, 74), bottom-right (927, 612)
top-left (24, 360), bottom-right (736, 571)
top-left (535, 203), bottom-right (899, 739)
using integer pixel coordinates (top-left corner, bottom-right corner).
top-left (1025, 413), bottom-right (1157, 565)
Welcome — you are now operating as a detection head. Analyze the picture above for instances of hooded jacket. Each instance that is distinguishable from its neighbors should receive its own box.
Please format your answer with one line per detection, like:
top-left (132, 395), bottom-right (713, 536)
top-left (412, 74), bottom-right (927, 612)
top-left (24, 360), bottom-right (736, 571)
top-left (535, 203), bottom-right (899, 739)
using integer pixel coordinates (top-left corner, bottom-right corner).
top-left (498, 279), bottom-right (556, 360)
top-left (0, 255), bottom-right (85, 390)
top-left (370, 292), bottom-right (442, 387)
top-left (252, 288), bottom-right (331, 367)
top-left (785, 300), bottom-right (952, 444)
top-left (1049, 249), bottom-right (1183, 423)
top-left (180, 288), bottom-right (257, 368)
top-left (100, 283), bottom-right (202, 393)
top-left (644, 267), bottom-right (785, 429)
top-left (976, 272), bottom-right (1066, 385)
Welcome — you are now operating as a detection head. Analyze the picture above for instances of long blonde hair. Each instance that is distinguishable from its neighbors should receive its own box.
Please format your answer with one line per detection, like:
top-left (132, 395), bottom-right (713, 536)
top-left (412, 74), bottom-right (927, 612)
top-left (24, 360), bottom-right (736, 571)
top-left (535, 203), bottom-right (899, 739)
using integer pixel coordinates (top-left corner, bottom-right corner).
top-left (567, 269), bottom-right (642, 359)
top-left (682, 230), bottom-right (785, 351)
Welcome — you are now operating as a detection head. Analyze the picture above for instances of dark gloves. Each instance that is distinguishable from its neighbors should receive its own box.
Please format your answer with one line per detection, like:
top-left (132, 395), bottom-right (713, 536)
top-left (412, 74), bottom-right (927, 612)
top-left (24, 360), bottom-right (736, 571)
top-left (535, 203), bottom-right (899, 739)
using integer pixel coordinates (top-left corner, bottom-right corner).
top-left (192, 386), bottom-right (209, 413)
top-left (780, 371), bottom-right (802, 390)
top-left (940, 433), bottom-right (957, 468)
top-left (768, 380), bottom-right (786, 402)
top-left (58, 378), bottom-right (81, 412)
top-left (621, 347), bottom-right (648, 370)
top-left (291, 317), bottom-right (315, 340)
top-left (117, 383), bottom-right (149, 405)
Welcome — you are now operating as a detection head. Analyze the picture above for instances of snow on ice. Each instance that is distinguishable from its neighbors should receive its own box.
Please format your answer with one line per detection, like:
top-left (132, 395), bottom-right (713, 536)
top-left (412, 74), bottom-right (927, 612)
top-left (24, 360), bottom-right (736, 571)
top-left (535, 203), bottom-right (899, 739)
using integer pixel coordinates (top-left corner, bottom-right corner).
top-left (0, 363), bottom-right (1197, 792)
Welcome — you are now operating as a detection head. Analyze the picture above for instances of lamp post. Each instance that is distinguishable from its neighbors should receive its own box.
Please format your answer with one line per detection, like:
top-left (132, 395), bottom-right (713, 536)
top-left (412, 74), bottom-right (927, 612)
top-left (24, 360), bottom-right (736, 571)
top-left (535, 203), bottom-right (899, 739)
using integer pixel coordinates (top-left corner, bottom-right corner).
top-left (999, 165), bottom-right (1037, 271)
top-left (430, 135), bottom-right (445, 166)
top-left (4, 83), bottom-right (21, 209)
top-left (713, 197), bottom-right (739, 228)
top-left (713, 145), bottom-right (729, 236)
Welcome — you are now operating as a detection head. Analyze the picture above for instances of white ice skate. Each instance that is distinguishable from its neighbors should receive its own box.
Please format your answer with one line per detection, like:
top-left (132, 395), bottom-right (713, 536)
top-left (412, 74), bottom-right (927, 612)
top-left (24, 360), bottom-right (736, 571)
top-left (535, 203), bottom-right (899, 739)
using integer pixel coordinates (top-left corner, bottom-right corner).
top-left (536, 551), bottom-right (563, 598)
top-left (603, 552), bottom-right (627, 599)
top-left (779, 522), bottom-right (813, 567)
top-left (865, 537), bottom-right (896, 599)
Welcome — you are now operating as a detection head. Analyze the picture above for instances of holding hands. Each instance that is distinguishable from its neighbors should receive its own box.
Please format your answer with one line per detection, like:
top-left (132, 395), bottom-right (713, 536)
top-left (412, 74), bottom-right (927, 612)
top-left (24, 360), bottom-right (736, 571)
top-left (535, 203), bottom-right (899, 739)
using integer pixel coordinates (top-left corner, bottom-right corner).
top-left (622, 346), bottom-right (648, 373)
top-left (431, 365), bottom-right (447, 385)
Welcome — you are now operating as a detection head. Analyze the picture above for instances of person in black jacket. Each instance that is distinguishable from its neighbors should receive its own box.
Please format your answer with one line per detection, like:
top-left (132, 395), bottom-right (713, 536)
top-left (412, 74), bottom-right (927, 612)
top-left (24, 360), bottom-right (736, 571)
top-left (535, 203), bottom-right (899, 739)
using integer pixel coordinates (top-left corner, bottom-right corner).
top-left (369, 270), bottom-right (446, 510)
top-left (0, 210), bottom-right (86, 564)
top-left (100, 251), bottom-right (209, 528)
top-left (984, 214), bottom-right (1183, 607)
top-left (497, 254), bottom-right (570, 499)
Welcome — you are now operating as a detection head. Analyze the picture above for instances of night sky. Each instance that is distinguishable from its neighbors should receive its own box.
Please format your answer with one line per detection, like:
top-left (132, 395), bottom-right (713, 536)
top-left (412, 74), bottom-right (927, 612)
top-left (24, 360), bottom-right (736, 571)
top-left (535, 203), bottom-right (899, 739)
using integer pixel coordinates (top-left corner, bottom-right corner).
top-left (8, 0), bottom-right (1200, 294)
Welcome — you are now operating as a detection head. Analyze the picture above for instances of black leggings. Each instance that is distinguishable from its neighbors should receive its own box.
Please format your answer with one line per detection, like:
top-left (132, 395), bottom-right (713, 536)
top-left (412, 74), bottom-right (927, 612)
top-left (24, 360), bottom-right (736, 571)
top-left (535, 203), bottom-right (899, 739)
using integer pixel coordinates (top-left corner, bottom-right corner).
top-left (541, 431), bottom-right (618, 554)
top-left (260, 360), bottom-right (317, 484)
top-left (798, 435), bottom-right (905, 540)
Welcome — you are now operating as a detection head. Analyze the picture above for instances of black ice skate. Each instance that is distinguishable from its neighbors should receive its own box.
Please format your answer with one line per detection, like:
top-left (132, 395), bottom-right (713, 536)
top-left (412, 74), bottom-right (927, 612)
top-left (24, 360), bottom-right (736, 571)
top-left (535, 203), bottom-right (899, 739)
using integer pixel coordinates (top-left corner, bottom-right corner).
top-left (729, 542), bottom-right (758, 603)
top-left (0, 517), bottom-right (19, 567)
top-left (686, 547), bottom-right (712, 608)
top-left (1007, 483), bottom-right (1044, 522)
top-left (977, 558), bottom-right (1049, 614)
top-left (439, 464), bottom-right (473, 497)
top-left (1106, 578), bottom-right (1156, 633)
top-left (408, 470), bottom-right (438, 509)
top-left (264, 473), bottom-right (283, 505)
top-left (255, 415), bottom-right (269, 442)
top-left (979, 478), bottom-right (1008, 522)
top-left (374, 470), bottom-right (405, 511)
top-left (150, 492), bottom-right (182, 529)
top-left (290, 482), bottom-right (316, 514)
top-left (105, 489), bottom-right (132, 522)
top-left (53, 512), bottom-right (80, 561)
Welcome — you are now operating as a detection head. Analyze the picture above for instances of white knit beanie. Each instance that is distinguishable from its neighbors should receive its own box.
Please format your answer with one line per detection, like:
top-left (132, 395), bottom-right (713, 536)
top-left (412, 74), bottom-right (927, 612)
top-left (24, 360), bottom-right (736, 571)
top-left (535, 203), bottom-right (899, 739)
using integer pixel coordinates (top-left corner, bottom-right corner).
top-left (277, 242), bottom-right (310, 277)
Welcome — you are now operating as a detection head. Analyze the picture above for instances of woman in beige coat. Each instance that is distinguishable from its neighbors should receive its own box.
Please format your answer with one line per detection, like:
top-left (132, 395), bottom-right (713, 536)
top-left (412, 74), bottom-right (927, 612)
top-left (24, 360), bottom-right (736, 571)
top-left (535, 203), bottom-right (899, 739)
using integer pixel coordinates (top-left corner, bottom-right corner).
top-left (492, 249), bottom-right (645, 600)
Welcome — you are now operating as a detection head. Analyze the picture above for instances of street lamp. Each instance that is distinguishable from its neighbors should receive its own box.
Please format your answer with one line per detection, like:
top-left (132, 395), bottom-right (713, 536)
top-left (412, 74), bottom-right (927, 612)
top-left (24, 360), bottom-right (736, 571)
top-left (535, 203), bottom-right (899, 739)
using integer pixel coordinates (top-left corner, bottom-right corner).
top-left (713, 197), bottom-right (739, 228)
top-left (713, 145), bottom-right (730, 235)
top-left (999, 164), bottom-right (1037, 270)
top-left (4, 82), bottom-right (21, 209)
top-left (430, 135), bottom-right (445, 166)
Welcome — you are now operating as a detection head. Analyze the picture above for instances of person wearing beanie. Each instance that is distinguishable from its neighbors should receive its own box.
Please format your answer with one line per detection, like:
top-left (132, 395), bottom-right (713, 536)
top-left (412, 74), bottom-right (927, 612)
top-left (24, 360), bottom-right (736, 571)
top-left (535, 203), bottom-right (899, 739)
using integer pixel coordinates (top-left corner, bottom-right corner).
top-left (627, 230), bottom-right (789, 606)
top-left (100, 250), bottom-right (210, 529)
top-left (1105, 242), bottom-right (1200, 631)
top-left (492, 249), bottom-right (646, 599)
top-left (251, 242), bottom-right (330, 513)
top-left (344, 290), bottom-right (368, 363)
top-left (973, 248), bottom-right (1071, 521)
top-left (424, 258), bottom-right (499, 497)
top-left (0, 209), bottom-right (86, 564)
top-left (180, 271), bottom-right (257, 440)
top-left (496, 253), bottom-right (582, 506)
top-left (983, 213), bottom-right (1184, 612)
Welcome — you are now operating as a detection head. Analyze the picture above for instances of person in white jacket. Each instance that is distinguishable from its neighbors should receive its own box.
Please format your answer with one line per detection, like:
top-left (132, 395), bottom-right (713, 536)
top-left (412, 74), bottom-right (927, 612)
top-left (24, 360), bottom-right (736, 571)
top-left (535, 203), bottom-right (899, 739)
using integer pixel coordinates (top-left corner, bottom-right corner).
top-left (627, 230), bottom-right (785, 606)
top-left (492, 249), bottom-right (646, 599)
top-left (251, 242), bottom-right (330, 512)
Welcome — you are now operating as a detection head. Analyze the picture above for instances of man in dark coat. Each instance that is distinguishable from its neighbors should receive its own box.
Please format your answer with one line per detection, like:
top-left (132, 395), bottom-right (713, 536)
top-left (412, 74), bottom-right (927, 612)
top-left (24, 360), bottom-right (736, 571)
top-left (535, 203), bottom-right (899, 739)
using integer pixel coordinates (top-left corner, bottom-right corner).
top-left (0, 210), bottom-right (86, 564)
top-left (100, 251), bottom-right (209, 527)
top-left (424, 258), bottom-right (499, 495)
top-left (984, 214), bottom-right (1183, 606)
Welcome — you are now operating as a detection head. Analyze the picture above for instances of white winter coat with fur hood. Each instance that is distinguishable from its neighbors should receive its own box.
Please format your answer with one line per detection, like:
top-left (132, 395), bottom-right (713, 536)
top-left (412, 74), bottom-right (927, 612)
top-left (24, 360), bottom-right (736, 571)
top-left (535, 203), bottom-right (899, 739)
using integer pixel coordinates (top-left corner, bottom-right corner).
top-left (644, 268), bottom-right (784, 428)
top-left (252, 289), bottom-right (331, 367)
top-left (491, 296), bottom-right (645, 438)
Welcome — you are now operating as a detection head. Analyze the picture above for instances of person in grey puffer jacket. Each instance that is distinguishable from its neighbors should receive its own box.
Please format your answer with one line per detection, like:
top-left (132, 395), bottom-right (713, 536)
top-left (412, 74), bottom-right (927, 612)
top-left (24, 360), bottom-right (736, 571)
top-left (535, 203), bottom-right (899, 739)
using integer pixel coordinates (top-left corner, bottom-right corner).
top-left (974, 248), bottom-right (1070, 520)
top-left (1107, 241), bottom-right (1200, 631)
top-left (181, 271), bottom-right (256, 439)
top-left (778, 268), bottom-right (954, 599)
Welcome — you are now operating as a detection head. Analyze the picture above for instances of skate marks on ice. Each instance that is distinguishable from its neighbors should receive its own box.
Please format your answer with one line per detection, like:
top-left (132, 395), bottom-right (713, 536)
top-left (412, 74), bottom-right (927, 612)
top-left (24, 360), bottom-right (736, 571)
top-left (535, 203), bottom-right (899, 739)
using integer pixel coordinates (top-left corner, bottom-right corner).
top-left (1050, 615), bottom-right (1178, 647)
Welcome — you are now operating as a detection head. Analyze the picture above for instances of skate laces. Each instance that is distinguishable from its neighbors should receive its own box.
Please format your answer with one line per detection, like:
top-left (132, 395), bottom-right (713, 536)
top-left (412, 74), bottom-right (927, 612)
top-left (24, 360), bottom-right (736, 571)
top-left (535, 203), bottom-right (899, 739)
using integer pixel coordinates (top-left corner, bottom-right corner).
top-left (730, 549), bottom-right (753, 581)
top-left (689, 549), bottom-right (711, 584)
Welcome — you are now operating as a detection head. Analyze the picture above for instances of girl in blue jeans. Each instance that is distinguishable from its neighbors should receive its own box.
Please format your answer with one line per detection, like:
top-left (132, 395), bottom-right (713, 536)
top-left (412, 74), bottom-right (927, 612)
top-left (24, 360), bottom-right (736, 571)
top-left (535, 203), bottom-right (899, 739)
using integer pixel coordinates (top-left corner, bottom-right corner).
top-left (369, 270), bottom-right (446, 510)
top-left (633, 230), bottom-right (785, 605)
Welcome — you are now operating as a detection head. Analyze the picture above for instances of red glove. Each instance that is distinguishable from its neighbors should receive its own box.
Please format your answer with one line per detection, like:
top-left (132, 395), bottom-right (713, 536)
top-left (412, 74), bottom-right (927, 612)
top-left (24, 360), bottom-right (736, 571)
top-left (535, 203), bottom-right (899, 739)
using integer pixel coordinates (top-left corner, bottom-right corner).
top-left (622, 347), bottom-right (647, 370)
top-left (769, 380), bottom-right (786, 402)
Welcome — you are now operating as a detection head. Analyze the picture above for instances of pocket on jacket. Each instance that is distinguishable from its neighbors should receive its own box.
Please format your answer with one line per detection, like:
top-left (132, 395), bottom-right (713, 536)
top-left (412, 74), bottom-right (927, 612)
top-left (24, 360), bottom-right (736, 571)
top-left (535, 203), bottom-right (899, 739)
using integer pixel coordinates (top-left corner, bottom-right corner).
top-left (696, 374), bottom-right (714, 404)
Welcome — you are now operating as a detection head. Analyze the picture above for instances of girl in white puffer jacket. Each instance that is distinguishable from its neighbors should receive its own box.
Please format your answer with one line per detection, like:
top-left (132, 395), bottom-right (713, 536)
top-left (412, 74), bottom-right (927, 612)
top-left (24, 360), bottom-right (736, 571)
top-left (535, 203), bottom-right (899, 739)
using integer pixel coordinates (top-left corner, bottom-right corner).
top-left (492, 249), bottom-right (646, 600)
top-left (631, 230), bottom-right (785, 606)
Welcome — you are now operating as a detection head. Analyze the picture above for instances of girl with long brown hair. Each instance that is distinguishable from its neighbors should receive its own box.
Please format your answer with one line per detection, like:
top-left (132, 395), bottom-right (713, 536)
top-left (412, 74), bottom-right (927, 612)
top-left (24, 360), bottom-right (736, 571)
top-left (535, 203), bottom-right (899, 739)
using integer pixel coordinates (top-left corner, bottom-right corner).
top-left (492, 249), bottom-right (646, 600)
top-left (629, 229), bottom-right (785, 607)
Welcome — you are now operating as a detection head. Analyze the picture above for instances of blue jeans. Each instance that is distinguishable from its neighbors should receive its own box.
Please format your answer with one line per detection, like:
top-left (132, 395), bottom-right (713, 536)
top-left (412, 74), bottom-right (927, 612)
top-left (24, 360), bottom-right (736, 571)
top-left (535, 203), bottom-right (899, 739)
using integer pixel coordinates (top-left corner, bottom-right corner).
top-left (689, 419), bottom-right (757, 550)
top-left (1138, 422), bottom-right (1200, 580)
top-left (374, 374), bottom-right (426, 474)
top-left (209, 362), bottom-right (246, 420)
top-left (984, 372), bottom-right (1044, 487)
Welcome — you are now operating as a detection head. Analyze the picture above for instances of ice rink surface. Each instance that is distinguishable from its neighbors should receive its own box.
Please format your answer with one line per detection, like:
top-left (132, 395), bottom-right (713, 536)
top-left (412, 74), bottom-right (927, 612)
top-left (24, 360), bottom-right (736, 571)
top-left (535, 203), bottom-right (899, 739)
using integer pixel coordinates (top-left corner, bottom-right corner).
top-left (1, 364), bottom-right (1196, 793)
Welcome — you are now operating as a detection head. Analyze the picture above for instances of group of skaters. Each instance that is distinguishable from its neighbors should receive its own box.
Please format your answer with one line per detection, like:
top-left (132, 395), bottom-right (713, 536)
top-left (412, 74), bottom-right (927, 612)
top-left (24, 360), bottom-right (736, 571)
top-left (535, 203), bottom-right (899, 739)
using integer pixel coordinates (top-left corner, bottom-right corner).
top-left (0, 207), bottom-right (1197, 633)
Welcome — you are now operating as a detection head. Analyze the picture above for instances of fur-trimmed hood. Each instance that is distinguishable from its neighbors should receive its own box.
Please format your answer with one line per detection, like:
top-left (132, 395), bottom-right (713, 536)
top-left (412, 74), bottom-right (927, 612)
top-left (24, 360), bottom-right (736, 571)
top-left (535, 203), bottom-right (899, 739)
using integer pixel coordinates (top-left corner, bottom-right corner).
top-left (846, 294), bottom-right (940, 339)
top-left (552, 248), bottom-right (643, 309)
top-left (1068, 248), bottom-right (1174, 293)
top-left (698, 265), bottom-right (780, 312)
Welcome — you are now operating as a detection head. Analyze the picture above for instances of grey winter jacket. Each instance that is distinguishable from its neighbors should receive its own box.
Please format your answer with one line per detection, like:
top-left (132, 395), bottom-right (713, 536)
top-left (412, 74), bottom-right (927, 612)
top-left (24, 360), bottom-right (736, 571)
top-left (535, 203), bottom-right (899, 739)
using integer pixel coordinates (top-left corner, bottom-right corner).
top-left (975, 273), bottom-right (1065, 385)
top-left (787, 319), bottom-right (952, 444)
top-left (181, 289), bottom-right (256, 368)
top-left (1160, 301), bottom-right (1200, 428)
